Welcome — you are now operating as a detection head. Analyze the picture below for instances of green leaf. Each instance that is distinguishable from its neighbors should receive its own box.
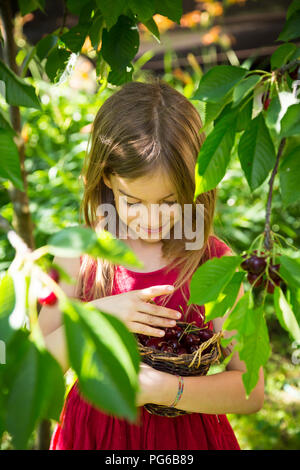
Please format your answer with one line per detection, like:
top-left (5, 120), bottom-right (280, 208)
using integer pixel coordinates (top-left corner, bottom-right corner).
top-left (279, 145), bottom-right (300, 207)
top-left (0, 271), bottom-right (15, 344)
top-left (270, 43), bottom-right (298, 69)
top-left (188, 255), bottom-right (243, 306)
top-left (0, 129), bottom-right (24, 190)
top-left (101, 15), bottom-right (139, 70)
top-left (222, 291), bottom-right (256, 336)
top-left (0, 59), bottom-right (41, 109)
top-left (273, 286), bottom-right (300, 341)
top-left (203, 91), bottom-right (233, 127)
top-left (287, 0), bottom-right (300, 19)
top-left (45, 46), bottom-right (73, 84)
top-left (236, 97), bottom-right (253, 132)
top-left (61, 23), bottom-right (91, 53)
top-left (142, 17), bottom-right (160, 42)
top-left (5, 339), bottom-right (47, 449)
top-left (36, 34), bottom-right (58, 61)
top-left (277, 10), bottom-right (300, 42)
top-left (47, 226), bottom-right (144, 268)
top-left (289, 286), bottom-right (300, 330)
top-left (154, 0), bottom-right (183, 24)
top-left (128, 0), bottom-right (155, 22)
top-left (62, 299), bottom-right (139, 422)
top-left (237, 113), bottom-right (276, 191)
top-left (107, 63), bottom-right (134, 86)
top-left (280, 103), bottom-right (300, 138)
top-left (279, 255), bottom-right (300, 289)
top-left (0, 108), bottom-right (14, 132)
top-left (18, 0), bottom-right (45, 15)
top-left (95, 0), bottom-right (127, 31)
top-left (89, 10), bottom-right (104, 50)
top-left (265, 93), bottom-right (282, 133)
top-left (192, 65), bottom-right (247, 103)
top-left (232, 74), bottom-right (262, 108)
top-left (37, 349), bottom-right (65, 421)
top-left (194, 112), bottom-right (237, 197)
top-left (205, 271), bottom-right (245, 322)
top-left (239, 306), bottom-right (271, 398)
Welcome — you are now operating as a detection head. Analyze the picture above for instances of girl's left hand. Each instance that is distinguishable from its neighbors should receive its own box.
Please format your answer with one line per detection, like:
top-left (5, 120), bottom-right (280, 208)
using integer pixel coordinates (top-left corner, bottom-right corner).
top-left (135, 362), bottom-right (163, 407)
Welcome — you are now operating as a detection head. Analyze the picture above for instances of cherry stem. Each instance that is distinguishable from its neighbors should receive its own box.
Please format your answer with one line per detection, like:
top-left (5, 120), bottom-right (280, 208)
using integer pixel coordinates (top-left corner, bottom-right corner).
top-left (272, 232), bottom-right (298, 251)
top-left (275, 58), bottom-right (300, 76)
top-left (264, 138), bottom-right (286, 252)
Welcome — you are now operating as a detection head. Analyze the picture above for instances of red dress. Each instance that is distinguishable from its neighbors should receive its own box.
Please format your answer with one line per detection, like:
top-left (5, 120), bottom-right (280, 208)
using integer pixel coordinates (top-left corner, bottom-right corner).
top-left (49, 235), bottom-right (240, 450)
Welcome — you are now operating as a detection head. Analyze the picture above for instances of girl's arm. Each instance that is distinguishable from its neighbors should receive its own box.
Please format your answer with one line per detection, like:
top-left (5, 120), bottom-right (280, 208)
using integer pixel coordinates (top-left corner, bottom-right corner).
top-left (151, 253), bottom-right (265, 415)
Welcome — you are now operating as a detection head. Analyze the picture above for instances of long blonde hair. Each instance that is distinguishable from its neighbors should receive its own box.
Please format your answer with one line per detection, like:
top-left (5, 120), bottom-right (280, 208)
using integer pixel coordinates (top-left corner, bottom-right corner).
top-left (77, 77), bottom-right (221, 321)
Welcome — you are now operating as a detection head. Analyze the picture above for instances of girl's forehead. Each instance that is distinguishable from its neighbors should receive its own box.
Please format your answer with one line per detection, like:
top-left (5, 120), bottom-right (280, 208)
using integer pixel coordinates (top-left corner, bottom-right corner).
top-left (113, 172), bottom-right (176, 200)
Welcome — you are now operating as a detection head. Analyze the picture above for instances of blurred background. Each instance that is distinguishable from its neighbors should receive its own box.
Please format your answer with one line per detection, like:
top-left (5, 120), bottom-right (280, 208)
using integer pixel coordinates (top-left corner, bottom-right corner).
top-left (0, 0), bottom-right (299, 450)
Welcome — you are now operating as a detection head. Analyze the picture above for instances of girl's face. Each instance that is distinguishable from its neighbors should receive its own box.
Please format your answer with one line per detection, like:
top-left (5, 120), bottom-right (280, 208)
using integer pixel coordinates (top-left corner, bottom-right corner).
top-left (103, 169), bottom-right (181, 244)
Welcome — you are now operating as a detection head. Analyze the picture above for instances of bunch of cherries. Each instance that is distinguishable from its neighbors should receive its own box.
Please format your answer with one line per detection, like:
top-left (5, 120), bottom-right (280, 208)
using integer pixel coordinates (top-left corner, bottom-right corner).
top-left (241, 249), bottom-right (285, 294)
top-left (137, 324), bottom-right (214, 355)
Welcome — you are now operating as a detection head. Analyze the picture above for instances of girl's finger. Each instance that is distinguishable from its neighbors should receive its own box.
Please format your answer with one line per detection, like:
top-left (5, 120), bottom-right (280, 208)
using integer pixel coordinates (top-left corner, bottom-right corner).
top-left (138, 299), bottom-right (180, 320)
top-left (133, 311), bottom-right (177, 328)
top-left (137, 285), bottom-right (174, 301)
top-left (130, 321), bottom-right (166, 338)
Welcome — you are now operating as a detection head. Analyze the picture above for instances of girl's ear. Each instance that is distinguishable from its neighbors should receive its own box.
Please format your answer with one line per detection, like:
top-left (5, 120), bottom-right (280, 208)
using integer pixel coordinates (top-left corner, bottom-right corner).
top-left (103, 173), bottom-right (112, 189)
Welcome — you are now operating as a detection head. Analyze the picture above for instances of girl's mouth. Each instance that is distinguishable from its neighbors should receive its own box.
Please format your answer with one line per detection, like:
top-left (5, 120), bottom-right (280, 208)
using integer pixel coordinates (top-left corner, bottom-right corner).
top-left (140, 224), bottom-right (165, 234)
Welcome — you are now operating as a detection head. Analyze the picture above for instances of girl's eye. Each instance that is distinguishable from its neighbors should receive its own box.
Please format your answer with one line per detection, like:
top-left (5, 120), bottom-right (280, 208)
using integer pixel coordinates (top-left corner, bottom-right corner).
top-left (126, 202), bottom-right (141, 207)
top-left (126, 201), bottom-right (177, 207)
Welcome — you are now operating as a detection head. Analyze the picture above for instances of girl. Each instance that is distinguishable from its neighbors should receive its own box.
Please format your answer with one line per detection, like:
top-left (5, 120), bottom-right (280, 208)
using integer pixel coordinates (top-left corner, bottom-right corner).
top-left (39, 78), bottom-right (264, 450)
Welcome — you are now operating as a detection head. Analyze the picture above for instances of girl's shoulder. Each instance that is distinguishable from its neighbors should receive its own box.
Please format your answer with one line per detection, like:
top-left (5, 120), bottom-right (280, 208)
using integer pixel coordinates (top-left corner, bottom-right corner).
top-left (208, 235), bottom-right (233, 258)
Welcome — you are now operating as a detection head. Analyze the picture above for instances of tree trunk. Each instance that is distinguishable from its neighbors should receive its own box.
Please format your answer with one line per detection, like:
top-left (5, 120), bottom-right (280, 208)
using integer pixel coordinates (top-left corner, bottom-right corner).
top-left (0, 0), bottom-right (35, 249)
top-left (1, 0), bottom-right (51, 450)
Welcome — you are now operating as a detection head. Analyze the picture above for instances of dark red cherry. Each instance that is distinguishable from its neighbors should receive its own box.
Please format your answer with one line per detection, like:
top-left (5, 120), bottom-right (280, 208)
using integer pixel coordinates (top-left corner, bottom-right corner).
top-left (164, 327), bottom-right (175, 340)
top-left (188, 344), bottom-right (199, 354)
top-left (169, 339), bottom-right (180, 352)
top-left (247, 255), bottom-right (266, 274)
top-left (172, 326), bottom-right (183, 340)
top-left (262, 90), bottom-right (271, 110)
top-left (289, 67), bottom-right (299, 80)
top-left (199, 328), bottom-right (214, 341)
top-left (247, 272), bottom-right (264, 288)
top-left (146, 337), bottom-right (163, 349)
top-left (177, 347), bottom-right (187, 355)
top-left (268, 264), bottom-right (281, 285)
top-left (266, 280), bottom-right (275, 294)
top-left (161, 343), bottom-right (175, 353)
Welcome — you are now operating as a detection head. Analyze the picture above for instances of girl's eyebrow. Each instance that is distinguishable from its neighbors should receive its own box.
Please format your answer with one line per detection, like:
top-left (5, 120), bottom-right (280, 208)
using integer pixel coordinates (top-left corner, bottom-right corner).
top-left (118, 188), bottom-right (175, 201)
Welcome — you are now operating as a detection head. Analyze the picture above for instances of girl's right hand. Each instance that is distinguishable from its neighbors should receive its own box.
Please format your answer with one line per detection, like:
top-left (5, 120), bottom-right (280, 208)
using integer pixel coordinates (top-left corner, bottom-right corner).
top-left (91, 285), bottom-right (181, 337)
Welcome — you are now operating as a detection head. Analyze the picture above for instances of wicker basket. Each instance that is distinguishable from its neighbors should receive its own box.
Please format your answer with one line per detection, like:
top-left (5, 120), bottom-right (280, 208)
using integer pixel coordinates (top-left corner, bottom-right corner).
top-left (136, 321), bottom-right (223, 417)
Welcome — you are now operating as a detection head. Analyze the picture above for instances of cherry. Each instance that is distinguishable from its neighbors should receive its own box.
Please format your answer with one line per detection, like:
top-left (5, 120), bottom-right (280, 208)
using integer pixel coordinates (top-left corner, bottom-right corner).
top-left (188, 344), bottom-right (199, 354)
top-left (262, 90), bottom-right (271, 110)
top-left (177, 347), bottom-right (187, 355)
top-left (160, 343), bottom-right (174, 353)
top-left (169, 339), bottom-right (180, 352)
top-left (268, 263), bottom-right (281, 285)
top-left (172, 326), bottom-right (183, 340)
top-left (199, 328), bottom-right (213, 341)
top-left (137, 334), bottom-right (148, 346)
top-left (266, 280), bottom-right (275, 294)
top-left (145, 337), bottom-right (163, 349)
top-left (289, 66), bottom-right (299, 81)
top-left (164, 327), bottom-right (175, 340)
top-left (248, 255), bottom-right (266, 274)
top-left (247, 271), bottom-right (264, 288)
top-left (37, 267), bottom-right (60, 306)
top-left (183, 334), bottom-right (197, 347)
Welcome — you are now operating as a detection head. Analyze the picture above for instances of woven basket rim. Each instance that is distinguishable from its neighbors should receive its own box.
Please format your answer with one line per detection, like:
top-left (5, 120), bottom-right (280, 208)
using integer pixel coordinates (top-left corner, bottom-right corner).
top-left (137, 329), bottom-right (223, 369)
